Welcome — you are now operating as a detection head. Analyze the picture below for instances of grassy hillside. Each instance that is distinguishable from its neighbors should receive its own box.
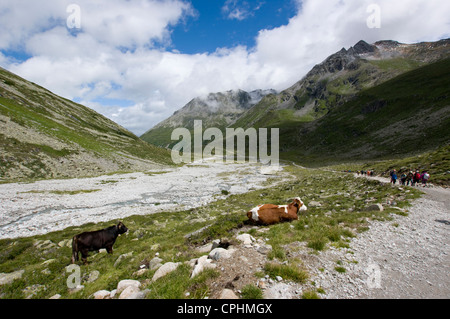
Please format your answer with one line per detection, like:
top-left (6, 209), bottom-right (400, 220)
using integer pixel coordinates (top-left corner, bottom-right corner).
top-left (276, 58), bottom-right (450, 170)
top-left (0, 67), bottom-right (173, 181)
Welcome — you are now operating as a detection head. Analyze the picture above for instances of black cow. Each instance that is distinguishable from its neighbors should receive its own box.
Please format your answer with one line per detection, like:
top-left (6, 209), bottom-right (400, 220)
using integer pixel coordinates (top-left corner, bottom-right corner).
top-left (71, 222), bottom-right (128, 264)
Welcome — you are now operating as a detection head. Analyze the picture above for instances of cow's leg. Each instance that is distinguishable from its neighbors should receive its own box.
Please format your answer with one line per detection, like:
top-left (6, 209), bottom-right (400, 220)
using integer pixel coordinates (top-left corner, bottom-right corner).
top-left (81, 250), bottom-right (89, 265)
top-left (71, 236), bottom-right (79, 263)
top-left (106, 245), bottom-right (113, 254)
top-left (71, 251), bottom-right (79, 264)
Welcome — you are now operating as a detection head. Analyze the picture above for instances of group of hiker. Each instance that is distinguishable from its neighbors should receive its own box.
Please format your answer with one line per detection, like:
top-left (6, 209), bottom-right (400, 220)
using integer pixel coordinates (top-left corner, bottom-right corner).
top-left (390, 169), bottom-right (430, 187)
top-left (357, 170), bottom-right (374, 176)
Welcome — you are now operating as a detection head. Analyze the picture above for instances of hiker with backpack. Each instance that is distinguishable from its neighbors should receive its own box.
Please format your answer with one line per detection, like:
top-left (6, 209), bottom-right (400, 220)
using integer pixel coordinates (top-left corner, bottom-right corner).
top-left (391, 169), bottom-right (398, 184)
top-left (413, 170), bottom-right (421, 186)
top-left (406, 171), bottom-right (414, 186)
top-left (400, 172), bottom-right (407, 185)
top-left (422, 171), bottom-right (430, 187)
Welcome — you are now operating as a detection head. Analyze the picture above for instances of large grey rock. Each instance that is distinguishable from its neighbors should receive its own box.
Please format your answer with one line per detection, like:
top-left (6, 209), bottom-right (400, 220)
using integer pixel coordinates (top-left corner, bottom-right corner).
top-left (219, 289), bottom-right (239, 299)
top-left (149, 256), bottom-right (163, 270)
top-left (364, 203), bottom-right (384, 212)
top-left (191, 255), bottom-right (216, 278)
top-left (114, 252), bottom-right (133, 267)
top-left (152, 262), bottom-right (180, 282)
top-left (116, 279), bottom-right (141, 295)
top-left (0, 270), bottom-right (25, 285)
top-left (209, 248), bottom-right (234, 261)
top-left (236, 234), bottom-right (255, 246)
top-left (119, 285), bottom-right (141, 299)
top-left (94, 290), bottom-right (111, 299)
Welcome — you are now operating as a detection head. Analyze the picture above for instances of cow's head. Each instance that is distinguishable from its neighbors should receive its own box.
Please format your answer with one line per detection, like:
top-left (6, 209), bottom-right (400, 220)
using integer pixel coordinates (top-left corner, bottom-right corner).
top-left (117, 221), bottom-right (128, 235)
top-left (292, 197), bottom-right (307, 212)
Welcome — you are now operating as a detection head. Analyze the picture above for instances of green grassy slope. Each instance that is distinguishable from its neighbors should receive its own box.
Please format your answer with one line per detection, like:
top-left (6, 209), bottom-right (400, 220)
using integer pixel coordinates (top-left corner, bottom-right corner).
top-left (0, 68), bottom-right (173, 181)
top-left (276, 58), bottom-right (450, 168)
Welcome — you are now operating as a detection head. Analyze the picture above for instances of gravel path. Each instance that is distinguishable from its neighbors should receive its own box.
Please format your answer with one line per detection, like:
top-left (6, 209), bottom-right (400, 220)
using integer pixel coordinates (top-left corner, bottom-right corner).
top-left (309, 176), bottom-right (450, 299)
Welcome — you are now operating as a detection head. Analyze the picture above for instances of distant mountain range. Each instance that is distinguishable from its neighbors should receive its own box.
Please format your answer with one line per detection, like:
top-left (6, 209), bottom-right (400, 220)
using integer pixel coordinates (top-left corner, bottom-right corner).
top-left (141, 38), bottom-right (450, 165)
top-left (0, 67), bottom-right (173, 182)
top-left (140, 89), bottom-right (276, 148)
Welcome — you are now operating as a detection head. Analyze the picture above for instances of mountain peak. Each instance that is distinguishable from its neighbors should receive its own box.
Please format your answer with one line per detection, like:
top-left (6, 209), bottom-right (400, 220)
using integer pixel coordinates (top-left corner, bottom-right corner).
top-left (351, 40), bottom-right (376, 54)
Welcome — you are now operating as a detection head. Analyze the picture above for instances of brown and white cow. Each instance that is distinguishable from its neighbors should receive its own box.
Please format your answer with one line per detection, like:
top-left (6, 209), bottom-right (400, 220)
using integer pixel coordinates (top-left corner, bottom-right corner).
top-left (247, 197), bottom-right (307, 225)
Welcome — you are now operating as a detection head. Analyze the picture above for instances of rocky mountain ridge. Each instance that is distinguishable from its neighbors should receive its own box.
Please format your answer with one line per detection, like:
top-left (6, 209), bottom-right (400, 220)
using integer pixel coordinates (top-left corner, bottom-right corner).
top-left (141, 88), bottom-right (276, 148)
top-left (142, 38), bottom-right (450, 150)
top-left (233, 38), bottom-right (450, 129)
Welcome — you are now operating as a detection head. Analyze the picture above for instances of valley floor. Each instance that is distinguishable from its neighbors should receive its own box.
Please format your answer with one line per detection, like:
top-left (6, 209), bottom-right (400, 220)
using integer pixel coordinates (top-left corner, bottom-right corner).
top-left (0, 162), bottom-right (448, 299)
top-left (0, 161), bottom-right (279, 240)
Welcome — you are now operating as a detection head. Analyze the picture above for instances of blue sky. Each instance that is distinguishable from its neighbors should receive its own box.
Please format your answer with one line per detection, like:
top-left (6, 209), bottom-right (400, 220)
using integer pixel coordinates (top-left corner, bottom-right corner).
top-left (0, 0), bottom-right (449, 135)
top-left (170, 0), bottom-right (298, 54)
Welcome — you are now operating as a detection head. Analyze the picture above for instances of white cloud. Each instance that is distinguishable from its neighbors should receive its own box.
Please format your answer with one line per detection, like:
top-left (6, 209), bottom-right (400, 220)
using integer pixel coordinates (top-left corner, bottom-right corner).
top-left (1, 0), bottom-right (449, 136)
top-left (222, 0), bottom-right (253, 21)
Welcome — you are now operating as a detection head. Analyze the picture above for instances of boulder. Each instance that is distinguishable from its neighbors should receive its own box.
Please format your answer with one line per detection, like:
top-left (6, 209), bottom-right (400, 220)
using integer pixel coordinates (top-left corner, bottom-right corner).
top-left (85, 270), bottom-right (100, 283)
top-left (149, 256), bottom-right (163, 270)
top-left (236, 234), bottom-right (255, 246)
top-left (195, 243), bottom-right (213, 253)
top-left (364, 203), bottom-right (384, 212)
top-left (256, 243), bottom-right (272, 255)
top-left (94, 290), bottom-right (111, 299)
top-left (0, 270), bottom-right (25, 286)
top-left (116, 279), bottom-right (141, 295)
top-left (114, 252), bottom-right (133, 267)
top-left (123, 289), bottom-right (151, 299)
top-left (209, 248), bottom-right (234, 261)
top-left (152, 262), bottom-right (180, 282)
top-left (308, 201), bottom-right (322, 207)
top-left (191, 255), bottom-right (217, 278)
top-left (119, 285), bottom-right (141, 299)
top-left (219, 289), bottom-right (239, 299)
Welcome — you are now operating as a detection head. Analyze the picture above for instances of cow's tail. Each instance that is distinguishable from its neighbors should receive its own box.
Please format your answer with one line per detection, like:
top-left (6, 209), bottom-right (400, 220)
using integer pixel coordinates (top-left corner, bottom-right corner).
top-left (71, 235), bottom-right (79, 264)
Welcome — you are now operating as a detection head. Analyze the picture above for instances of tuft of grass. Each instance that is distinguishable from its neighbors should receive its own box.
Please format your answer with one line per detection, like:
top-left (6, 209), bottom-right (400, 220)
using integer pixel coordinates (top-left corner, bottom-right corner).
top-left (240, 284), bottom-right (263, 299)
top-left (334, 266), bottom-right (346, 273)
top-left (302, 290), bottom-right (321, 299)
top-left (264, 262), bottom-right (308, 284)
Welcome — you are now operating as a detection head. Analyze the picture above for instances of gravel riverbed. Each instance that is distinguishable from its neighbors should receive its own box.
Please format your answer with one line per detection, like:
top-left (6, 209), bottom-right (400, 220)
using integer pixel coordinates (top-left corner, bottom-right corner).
top-left (0, 161), bottom-right (282, 239)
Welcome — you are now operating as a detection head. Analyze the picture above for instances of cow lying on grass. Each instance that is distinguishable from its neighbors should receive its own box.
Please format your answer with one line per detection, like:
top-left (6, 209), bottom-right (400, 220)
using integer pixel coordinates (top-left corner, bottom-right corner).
top-left (71, 221), bottom-right (128, 264)
top-left (247, 197), bottom-right (307, 225)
